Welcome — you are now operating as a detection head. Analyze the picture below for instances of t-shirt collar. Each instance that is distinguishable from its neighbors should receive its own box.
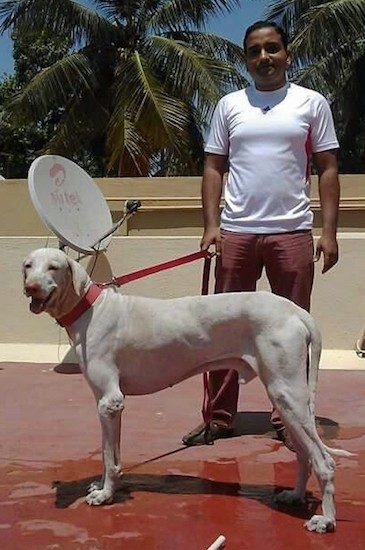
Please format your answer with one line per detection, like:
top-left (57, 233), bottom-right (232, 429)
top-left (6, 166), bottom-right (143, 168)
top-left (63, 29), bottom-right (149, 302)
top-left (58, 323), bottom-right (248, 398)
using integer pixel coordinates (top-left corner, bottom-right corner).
top-left (252, 81), bottom-right (290, 99)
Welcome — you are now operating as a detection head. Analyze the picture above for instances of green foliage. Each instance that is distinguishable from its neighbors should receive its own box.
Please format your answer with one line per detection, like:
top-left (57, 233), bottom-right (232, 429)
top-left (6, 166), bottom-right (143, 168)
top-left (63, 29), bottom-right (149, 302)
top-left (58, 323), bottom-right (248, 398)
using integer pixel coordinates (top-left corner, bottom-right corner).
top-left (0, 0), bottom-right (247, 176)
top-left (13, 28), bottom-right (72, 86)
top-left (0, 26), bottom-right (111, 177)
top-left (0, 74), bottom-right (48, 178)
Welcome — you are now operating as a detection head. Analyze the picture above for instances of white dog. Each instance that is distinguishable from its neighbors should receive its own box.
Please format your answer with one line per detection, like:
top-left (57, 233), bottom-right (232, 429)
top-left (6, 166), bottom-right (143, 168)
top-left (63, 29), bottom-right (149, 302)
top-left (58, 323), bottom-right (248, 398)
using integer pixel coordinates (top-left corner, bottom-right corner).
top-left (23, 248), bottom-right (352, 533)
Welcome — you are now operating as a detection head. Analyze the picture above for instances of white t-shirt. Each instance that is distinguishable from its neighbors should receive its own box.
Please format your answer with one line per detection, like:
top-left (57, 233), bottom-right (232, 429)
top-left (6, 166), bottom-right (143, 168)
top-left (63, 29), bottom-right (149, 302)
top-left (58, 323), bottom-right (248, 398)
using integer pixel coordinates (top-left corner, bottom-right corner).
top-left (205, 82), bottom-right (339, 233)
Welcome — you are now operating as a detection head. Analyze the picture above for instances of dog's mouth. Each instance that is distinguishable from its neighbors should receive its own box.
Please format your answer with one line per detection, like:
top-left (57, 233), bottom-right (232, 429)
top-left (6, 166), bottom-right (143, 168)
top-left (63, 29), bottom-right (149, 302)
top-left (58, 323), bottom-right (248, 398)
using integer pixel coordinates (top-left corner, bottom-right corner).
top-left (29, 288), bottom-right (56, 314)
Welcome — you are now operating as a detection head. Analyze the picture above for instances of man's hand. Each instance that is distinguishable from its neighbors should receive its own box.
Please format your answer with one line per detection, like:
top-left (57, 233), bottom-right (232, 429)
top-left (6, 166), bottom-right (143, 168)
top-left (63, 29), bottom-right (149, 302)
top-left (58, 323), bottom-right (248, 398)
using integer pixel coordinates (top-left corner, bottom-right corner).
top-left (201, 227), bottom-right (222, 255)
top-left (314, 235), bottom-right (338, 273)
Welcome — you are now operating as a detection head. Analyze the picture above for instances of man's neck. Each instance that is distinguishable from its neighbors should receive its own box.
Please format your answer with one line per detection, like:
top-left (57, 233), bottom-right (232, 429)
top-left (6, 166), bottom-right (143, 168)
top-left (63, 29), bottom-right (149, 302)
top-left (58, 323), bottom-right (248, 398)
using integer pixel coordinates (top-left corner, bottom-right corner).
top-left (254, 80), bottom-right (288, 92)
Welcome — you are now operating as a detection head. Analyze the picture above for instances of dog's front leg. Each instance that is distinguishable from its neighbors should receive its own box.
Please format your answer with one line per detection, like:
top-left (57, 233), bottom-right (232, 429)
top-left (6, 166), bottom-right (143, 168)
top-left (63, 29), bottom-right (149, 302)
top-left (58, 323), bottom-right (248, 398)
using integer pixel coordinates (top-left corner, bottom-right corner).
top-left (86, 389), bottom-right (124, 506)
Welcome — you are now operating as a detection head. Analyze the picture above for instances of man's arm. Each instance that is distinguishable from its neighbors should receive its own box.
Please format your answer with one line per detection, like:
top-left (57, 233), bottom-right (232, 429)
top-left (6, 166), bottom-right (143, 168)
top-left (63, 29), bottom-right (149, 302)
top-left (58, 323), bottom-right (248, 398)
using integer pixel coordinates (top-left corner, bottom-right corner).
top-left (201, 153), bottom-right (228, 255)
top-left (312, 149), bottom-right (340, 273)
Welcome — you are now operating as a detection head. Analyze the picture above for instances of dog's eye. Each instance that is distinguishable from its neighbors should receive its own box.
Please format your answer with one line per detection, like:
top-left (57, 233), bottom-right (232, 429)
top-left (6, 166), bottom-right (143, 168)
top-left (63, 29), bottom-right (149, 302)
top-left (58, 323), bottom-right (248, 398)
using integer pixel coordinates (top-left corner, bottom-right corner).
top-left (23, 263), bottom-right (31, 269)
top-left (49, 264), bottom-right (60, 271)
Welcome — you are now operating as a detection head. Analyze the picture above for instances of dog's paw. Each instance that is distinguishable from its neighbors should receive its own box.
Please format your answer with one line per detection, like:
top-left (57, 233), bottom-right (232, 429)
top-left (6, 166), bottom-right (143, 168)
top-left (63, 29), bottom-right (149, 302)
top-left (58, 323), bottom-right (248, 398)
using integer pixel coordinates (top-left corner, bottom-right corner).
top-left (88, 481), bottom-right (102, 494)
top-left (305, 515), bottom-right (335, 533)
top-left (274, 489), bottom-right (305, 506)
top-left (86, 488), bottom-right (114, 506)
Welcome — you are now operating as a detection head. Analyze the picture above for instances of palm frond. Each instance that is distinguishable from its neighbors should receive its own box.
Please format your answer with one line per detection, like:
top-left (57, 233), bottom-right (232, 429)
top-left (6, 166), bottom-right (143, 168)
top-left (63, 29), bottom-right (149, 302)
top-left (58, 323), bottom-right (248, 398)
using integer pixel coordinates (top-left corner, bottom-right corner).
top-left (93, 0), bottom-right (156, 20)
top-left (108, 50), bottom-right (192, 170)
top-left (166, 30), bottom-right (246, 69)
top-left (6, 51), bottom-right (99, 122)
top-left (265, 0), bottom-right (324, 30)
top-left (267, 0), bottom-right (365, 58)
top-left (0, 0), bottom-right (117, 47)
top-left (143, 35), bottom-right (241, 118)
top-left (295, 1), bottom-right (365, 56)
top-left (334, 55), bottom-right (365, 147)
top-left (150, 0), bottom-right (240, 31)
top-left (45, 90), bottom-right (109, 155)
top-left (291, 36), bottom-right (365, 92)
top-left (0, 0), bottom-right (251, 175)
top-left (167, 31), bottom-right (248, 96)
top-left (106, 111), bottom-right (151, 174)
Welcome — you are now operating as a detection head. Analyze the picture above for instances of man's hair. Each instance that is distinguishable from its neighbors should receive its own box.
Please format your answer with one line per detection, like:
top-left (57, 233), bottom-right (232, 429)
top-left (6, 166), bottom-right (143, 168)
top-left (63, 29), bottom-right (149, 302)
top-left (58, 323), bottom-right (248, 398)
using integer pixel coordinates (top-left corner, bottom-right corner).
top-left (243, 21), bottom-right (288, 53)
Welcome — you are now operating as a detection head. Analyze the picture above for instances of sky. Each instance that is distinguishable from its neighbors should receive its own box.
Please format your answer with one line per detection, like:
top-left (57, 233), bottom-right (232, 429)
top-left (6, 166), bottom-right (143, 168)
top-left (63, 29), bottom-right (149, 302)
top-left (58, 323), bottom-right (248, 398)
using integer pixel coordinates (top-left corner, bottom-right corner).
top-left (0, 0), bottom-right (268, 77)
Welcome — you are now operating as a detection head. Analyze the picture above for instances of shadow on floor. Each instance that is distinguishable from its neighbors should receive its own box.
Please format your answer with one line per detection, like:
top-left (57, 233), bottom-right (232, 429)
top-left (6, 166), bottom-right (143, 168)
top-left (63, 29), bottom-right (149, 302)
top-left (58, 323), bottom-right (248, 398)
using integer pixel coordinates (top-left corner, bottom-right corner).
top-left (230, 411), bottom-right (339, 440)
top-left (53, 471), bottom-right (320, 521)
top-left (54, 362), bottom-right (81, 374)
top-left (51, 411), bottom-right (325, 521)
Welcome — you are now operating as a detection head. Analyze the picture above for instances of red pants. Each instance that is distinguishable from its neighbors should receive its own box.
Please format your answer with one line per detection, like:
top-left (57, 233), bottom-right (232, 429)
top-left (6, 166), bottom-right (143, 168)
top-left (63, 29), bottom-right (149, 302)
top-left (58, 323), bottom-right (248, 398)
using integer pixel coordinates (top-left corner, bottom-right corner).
top-left (206, 229), bottom-right (314, 429)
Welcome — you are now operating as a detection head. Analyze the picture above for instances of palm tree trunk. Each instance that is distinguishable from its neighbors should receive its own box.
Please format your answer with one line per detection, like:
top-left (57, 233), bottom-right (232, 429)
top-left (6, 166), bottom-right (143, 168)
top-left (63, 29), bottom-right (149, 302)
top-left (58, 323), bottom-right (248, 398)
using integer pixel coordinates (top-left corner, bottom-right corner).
top-left (117, 150), bottom-right (149, 177)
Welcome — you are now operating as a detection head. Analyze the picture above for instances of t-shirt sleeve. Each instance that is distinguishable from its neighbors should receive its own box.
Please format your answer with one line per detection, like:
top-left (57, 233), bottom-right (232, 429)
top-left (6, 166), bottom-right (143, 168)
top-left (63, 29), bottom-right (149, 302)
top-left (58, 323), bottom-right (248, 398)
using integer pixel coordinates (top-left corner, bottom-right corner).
top-left (310, 95), bottom-right (339, 153)
top-left (204, 98), bottom-right (229, 155)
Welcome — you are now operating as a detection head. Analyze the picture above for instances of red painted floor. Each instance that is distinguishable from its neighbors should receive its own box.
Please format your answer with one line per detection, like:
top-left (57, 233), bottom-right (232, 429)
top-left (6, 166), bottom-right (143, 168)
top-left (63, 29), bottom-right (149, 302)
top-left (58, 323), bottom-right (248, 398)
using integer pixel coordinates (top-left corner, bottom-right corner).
top-left (0, 363), bottom-right (364, 549)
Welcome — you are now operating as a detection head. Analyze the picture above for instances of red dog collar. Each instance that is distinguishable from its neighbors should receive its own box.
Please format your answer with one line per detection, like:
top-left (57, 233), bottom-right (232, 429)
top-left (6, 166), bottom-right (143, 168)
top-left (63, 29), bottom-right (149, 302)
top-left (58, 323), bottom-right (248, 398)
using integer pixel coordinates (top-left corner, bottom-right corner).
top-left (57, 283), bottom-right (103, 328)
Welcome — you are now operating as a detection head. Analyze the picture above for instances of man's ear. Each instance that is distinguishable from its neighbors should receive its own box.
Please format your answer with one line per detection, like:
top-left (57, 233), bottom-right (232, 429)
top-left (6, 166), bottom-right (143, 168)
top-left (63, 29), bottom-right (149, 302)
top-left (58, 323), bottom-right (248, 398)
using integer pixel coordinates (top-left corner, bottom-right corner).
top-left (286, 49), bottom-right (292, 68)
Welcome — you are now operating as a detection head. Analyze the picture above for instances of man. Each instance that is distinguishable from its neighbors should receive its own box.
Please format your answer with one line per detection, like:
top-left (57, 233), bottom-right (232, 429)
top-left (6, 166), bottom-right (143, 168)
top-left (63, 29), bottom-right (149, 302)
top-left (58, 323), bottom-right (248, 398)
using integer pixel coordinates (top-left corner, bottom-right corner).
top-left (182, 20), bottom-right (340, 449)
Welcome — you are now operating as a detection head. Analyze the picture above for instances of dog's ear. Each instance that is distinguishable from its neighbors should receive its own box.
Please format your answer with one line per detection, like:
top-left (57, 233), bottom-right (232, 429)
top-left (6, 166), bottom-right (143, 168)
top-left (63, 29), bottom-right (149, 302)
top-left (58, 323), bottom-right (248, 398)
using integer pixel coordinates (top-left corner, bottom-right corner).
top-left (22, 255), bottom-right (32, 286)
top-left (67, 257), bottom-right (90, 297)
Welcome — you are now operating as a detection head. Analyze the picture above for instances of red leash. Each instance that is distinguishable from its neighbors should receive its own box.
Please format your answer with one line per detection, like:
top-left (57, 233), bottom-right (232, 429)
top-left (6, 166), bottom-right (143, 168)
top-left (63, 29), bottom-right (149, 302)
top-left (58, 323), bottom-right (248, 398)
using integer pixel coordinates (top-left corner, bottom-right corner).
top-left (57, 250), bottom-right (215, 328)
top-left (201, 253), bottom-right (214, 443)
top-left (98, 250), bottom-right (214, 288)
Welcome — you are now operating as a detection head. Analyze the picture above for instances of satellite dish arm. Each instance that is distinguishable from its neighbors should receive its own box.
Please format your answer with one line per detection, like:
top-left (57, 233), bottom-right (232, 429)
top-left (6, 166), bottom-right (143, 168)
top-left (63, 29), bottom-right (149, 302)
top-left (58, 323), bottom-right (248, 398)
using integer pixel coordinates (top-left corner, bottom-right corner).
top-left (91, 199), bottom-right (141, 249)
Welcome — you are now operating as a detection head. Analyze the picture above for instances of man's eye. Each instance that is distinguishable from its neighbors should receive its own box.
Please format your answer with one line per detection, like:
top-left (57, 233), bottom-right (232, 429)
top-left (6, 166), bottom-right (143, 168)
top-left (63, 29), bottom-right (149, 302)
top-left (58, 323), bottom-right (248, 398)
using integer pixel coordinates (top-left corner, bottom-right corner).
top-left (267, 45), bottom-right (280, 53)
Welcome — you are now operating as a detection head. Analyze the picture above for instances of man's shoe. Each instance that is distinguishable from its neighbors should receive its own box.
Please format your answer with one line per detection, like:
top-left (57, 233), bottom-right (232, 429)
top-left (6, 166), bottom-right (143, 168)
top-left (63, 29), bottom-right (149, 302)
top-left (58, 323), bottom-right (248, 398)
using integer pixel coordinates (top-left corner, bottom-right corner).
top-left (275, 426), bottom-right (296, 453)
top-left (182, 422), bottom-right (234, 446)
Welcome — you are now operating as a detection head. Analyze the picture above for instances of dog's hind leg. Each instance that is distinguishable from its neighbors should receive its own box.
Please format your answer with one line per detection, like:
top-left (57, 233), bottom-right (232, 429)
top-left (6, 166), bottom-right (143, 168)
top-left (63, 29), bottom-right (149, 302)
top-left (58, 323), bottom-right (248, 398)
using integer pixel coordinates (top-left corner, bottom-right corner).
top-left (84, 363), bottom-right (124, 506)
top-left (274, 445), bottom-right (311, 505)
top-left (304, 452), bottom-right (336, 533)
top-left (267, 380), bottom-right (336, 533)
top-left (268, 381), bottom-right (311, 501)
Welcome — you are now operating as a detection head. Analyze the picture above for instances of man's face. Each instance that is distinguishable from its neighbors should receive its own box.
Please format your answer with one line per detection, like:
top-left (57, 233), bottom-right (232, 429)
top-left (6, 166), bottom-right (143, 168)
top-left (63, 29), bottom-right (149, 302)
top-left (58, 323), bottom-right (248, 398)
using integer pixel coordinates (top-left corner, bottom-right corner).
top-left (244, 27), bottom-right (291, 91)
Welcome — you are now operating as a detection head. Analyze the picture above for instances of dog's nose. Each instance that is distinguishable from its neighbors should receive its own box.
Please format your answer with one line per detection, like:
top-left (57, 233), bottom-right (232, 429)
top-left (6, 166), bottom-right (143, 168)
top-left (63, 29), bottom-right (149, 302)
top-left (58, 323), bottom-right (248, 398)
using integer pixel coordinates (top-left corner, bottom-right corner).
top-left (24, 281), bottom-right (41, 296)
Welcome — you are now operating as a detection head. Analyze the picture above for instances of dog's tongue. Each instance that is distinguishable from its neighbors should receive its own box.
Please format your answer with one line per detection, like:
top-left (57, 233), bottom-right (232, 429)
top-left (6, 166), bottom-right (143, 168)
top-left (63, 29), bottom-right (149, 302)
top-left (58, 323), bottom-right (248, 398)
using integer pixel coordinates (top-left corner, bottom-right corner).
top-left (29, 298), bottom-right (44, 314)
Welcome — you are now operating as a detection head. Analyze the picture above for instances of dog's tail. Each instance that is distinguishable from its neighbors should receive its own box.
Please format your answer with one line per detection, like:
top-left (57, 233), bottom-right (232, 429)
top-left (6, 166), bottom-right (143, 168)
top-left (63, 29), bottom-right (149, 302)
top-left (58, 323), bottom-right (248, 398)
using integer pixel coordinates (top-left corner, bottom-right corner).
top-left (300, 309), bottom-right (356, 459)
top-left (322, 445), bottom-right (355, 458)
top-left (299, 309), bottom-right (322, 419)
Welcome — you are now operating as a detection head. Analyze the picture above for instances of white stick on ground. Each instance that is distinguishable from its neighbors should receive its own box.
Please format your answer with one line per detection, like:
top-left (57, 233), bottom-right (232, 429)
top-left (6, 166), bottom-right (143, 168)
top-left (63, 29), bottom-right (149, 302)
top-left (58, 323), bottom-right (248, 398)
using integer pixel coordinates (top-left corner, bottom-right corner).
top-left (206, 535), bottom-right (226, 550)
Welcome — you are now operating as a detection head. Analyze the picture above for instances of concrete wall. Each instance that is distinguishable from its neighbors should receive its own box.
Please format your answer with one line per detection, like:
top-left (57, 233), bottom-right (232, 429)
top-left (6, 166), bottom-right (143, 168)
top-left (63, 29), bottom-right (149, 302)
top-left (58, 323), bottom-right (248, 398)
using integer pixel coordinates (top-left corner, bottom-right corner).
top-left (0, 175), bottom-right (364, 359)
top-left (1, 175), bottom-right (365, 236)
top-left (2, 234), bottom-right (364, 352)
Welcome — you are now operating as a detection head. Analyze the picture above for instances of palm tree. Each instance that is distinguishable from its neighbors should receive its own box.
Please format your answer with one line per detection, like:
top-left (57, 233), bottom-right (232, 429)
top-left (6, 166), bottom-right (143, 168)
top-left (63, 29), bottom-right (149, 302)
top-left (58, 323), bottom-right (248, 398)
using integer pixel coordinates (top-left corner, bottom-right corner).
top-left (266, 0), bottom-right (365, 172)
top-left (0, 0), bottom-right (247, 176)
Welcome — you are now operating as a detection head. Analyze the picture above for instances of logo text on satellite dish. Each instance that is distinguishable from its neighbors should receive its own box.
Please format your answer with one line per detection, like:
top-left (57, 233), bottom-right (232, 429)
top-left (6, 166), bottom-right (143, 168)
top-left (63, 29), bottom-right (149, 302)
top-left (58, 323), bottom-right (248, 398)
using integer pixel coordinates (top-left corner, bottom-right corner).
top-left (49, 162), bottom-right (82, 207)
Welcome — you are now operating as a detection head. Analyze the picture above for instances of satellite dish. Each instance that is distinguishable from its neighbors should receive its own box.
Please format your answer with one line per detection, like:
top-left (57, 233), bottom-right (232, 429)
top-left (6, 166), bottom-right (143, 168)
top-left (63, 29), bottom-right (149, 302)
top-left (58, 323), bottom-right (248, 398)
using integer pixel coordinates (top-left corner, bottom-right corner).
top-left (28, 155), bottom-right (113, 254)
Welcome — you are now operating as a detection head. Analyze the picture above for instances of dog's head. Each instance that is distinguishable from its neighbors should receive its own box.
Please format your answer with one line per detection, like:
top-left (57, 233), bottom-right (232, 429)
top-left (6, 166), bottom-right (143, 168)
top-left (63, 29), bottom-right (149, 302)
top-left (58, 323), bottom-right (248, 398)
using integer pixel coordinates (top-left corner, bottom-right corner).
top-left (22, 248), bottom-right (90, 316)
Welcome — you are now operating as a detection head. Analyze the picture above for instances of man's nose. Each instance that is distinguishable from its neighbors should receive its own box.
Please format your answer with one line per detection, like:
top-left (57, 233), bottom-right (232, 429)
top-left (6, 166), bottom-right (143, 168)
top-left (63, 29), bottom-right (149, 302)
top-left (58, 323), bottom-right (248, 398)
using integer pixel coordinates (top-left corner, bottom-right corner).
top-left (259, 48), bottom-right (269, 61)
